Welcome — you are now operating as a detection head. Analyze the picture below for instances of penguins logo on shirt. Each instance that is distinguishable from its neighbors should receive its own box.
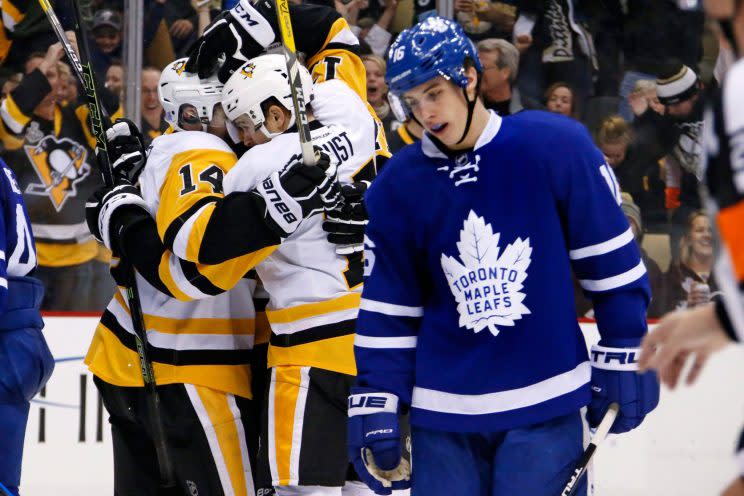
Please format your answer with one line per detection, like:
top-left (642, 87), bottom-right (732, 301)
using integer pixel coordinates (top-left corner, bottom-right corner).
top-left (23, 136), bottom-right (91, 211)
top-left (441, 210), bottom-right (532, 336)
top-left (239, 62), bottom-right (256, 79)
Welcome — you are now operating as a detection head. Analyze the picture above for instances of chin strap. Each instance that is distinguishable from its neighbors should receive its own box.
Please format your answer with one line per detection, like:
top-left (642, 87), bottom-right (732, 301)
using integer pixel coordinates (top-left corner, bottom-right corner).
top-left (456, 72), bottom-right (482, 145)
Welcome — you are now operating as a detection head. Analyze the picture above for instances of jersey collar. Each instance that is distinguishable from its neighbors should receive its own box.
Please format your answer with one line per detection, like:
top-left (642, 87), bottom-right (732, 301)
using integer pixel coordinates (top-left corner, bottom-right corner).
top-left (421, 111), bottom-right (502, 160)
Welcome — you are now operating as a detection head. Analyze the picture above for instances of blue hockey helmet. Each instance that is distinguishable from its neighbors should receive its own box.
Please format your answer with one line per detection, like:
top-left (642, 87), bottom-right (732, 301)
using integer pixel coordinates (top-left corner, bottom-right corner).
top-left (385, 16), bottom-right (482, 98)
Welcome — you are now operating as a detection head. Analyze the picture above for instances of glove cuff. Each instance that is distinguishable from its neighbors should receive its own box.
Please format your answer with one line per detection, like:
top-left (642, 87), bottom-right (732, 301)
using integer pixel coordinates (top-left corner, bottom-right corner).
top-left (231, 0), bottom-right (275, 49)
top-left (99, 186), bottom-right (149, 250)
top-left (590, 344), bottom-right (640, 372)
top-left (255, 172), bottom-right (303, 237)
top-left (348, 389), bottom-right (399, 417)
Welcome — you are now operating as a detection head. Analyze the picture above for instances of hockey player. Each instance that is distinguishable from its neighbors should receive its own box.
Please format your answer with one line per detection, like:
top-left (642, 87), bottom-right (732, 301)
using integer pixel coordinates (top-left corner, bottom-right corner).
top-left (0, 157), bottom-right (54, 496)
top-left (638, 1), bottom-right (744, 494)
top-left (83, 58), bottom-right (340, 495)
top-left (151, 54), bottom-right (387, 495)
top-left (347, 17), bottom-right (659, 496)
top-left (184, 0), bottom-right (390, 168)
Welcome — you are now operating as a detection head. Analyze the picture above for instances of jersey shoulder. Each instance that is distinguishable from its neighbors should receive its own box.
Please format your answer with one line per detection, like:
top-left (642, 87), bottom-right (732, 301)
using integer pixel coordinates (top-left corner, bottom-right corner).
top-left (224, 135), bottom-right (298, 194)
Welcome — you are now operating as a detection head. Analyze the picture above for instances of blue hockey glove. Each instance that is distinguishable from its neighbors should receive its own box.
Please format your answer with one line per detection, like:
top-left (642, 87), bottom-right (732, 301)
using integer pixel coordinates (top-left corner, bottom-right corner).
top-left (348, 388), bottom-right (411, 495)
top-left (588, 339), bottom-right (660, 434)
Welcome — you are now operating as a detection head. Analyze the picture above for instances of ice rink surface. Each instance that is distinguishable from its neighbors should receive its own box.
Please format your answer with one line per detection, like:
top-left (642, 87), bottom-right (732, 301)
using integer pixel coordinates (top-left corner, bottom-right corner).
top-left (20, 318), bottom-right (744, 495)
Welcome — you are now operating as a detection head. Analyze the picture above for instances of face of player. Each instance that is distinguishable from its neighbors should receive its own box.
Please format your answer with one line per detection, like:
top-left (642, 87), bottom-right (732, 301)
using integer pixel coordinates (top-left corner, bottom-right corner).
top-left (232, 104), bottom-right (290, 147)
top-left (401, 67), bottom-right (483, 149)
top-left (546, 86), bottom-right (573, 117)
top-left (141, 70), bottom-right (162, 116)
top-left (233, 113), bottom-right (270, 147)
top-left (363, 59), bottom-right (388, 107)
top-left (688, 215), bottom-right (713, 260)
top-left (600, 142), bottom-right (627, 168)
top-left (178, 104), bottom-right (204, 132)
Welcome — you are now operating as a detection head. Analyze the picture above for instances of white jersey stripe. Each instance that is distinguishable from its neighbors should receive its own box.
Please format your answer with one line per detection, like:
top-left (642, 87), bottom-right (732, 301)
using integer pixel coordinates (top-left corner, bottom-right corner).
top-left (267, 369), bottom-right (280, 487)
top-left (411, 361), bottom-right (590, 415)
top-left (569, 227), bottom-right (634, 260)
top-left (269, 306), bottom-right (359, 335)
top-left (226, 394), bottom-right (256, 496)
top-left (0, 250), bottom-right (5, 260)
top-left (168, 253), bottom-right (211, 301)
top-left (289, 367), bottom-right (311, 486)
top-left (578, 260), bottom-right (646, 292)
top-left (172, 203), bottom-right (213, 260)
top-left (0, 277), bottom-right (7, 289)
top-left (185, 384), bottom-right (235, 496)
top-left (359, 298), bottom-right (424, 317)
top-left (354, 334), bottom-right (417, 349)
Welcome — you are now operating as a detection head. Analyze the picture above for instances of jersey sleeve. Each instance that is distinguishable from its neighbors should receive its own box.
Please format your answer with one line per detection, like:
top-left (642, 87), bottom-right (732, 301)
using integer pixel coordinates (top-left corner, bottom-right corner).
top-left (354, 166), bottom-right (424, 405)
top-left (549, 120), bottom-right (650, 342)
top-left (0, 68), bottom-right (50, 135)
top-left (0, 188), bottom-right (8, 314)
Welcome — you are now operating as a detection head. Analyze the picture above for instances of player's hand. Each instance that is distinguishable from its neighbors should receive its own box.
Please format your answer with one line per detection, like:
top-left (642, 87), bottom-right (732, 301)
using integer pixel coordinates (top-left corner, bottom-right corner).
top-left (638, 304), bottom-right (731, 389)
top-left (105, 118), bottom-right (147, 184)
top-left (348, 388), bottom-right (411, 495)
top-left (86, 183), bottom-right (149, 253)
top-left (185, 0), bottom-right (275, 82)
top-left (323, 181), bottom-right (369, 255)
top-left (254, 149), bottom-right (341, 238)
top-left (588, 339), bottom-right (660, 434)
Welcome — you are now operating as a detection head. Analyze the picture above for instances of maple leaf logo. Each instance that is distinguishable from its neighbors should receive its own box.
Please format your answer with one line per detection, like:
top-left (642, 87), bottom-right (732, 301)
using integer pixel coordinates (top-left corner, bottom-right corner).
top-left (441, 210), bottom-right (532, 336)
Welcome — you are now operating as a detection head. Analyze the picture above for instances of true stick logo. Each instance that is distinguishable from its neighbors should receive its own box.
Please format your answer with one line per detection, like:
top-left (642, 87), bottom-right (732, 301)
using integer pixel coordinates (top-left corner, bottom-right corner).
top-left (561, 468), bottom-right (582, 495)
top-left (441, 210), bottom-right (532, 336)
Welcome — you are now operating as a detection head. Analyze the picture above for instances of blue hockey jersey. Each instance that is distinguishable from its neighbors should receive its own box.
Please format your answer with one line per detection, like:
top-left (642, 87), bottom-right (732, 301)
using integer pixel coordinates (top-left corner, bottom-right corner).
top-left (355, 111), bottom-right (651, 433)
top-left (0, 157), bottom-right (38, 315)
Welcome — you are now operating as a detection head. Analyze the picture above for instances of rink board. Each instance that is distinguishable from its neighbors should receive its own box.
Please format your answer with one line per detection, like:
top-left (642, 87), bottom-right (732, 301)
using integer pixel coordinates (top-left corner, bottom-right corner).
top-left (20, 316), bottom-right (744, 495)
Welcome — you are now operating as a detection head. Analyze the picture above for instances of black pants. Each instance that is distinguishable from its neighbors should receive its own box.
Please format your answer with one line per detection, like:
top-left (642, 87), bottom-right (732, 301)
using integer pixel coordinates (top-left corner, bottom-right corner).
top-left (94, 377), bottom-right (258, 496)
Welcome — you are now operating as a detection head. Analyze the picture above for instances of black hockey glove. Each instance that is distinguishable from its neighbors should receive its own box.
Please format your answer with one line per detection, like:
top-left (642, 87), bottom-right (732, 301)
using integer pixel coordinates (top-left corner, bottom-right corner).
top-left (103, 118), bottom-right (147, 184)
top-left (323, 181), bottom-right (369, 255)
top-left (254, 150), bottom-right (341, 238)
top-left (185, 0), bottom-right (275, 82)
top-left (86, 183), bottom-right (149, 253)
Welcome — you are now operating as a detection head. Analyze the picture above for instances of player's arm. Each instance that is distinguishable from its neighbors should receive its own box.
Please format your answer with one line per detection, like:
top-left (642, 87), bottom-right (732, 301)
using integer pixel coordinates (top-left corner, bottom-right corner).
top-left (0, 64), bottom-right (54, 138)
top-left (549, 120), bottom-right (658, 434)
top-left (348, 164), bottom-right (422, 493)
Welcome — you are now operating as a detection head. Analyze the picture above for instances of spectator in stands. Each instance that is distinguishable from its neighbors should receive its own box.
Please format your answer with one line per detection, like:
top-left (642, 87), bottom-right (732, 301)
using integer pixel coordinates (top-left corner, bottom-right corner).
top-left (0, 45), bottom-right (121, 311)
top-left (164, 0), bottom-right (199, 57)
top-left (454, 0), bottom-right (516, 42)
top-left (628, 79), bottom-right (665, 118)
top-left (622, 193), bottom-right (665, 318)
top-left (661, 210), bottom-right (719, 313)
top-left (350, 0), bottom-right (398, 57)
top-left (545, 81), bottom-right (576, 118)
top-left (615, 1), bottom-right (704, 122)
top-left (362, 54), bottom-right (395, 138)
top-left (477, 38), bottom-right (540, 115)
top-left (56, 62), bottom-right (77, 107)
top-left (90, 9), bottom-right (123, 80)
top-left (104, 59), bottom-right (124, 101)
top-left (140, 66), bottom-right (168, 146)
top-left (513, 1), bottom-right (598, 113)
top-left (596, 115), bottom-right (666, 231)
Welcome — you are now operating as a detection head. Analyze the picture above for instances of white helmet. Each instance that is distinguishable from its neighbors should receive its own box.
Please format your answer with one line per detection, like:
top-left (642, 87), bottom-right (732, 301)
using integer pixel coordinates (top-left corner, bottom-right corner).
top-left (158, 58), bottom-right (224, 132)
top-left (221, 54), bottom-right (314, 140)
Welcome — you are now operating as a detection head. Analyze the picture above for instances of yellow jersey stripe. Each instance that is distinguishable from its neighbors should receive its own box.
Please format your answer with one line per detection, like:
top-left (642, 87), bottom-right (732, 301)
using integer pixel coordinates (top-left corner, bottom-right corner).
top-left (268, 333), bottom-right (356, 376)
top-left (267, 293), bottom-right (361, 324)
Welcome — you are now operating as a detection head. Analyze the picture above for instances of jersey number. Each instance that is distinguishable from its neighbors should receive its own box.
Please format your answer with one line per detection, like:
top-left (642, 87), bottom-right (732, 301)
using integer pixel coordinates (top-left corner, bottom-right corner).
top-left (179, 164), bottom-right (224, 196)
top-left (8, 204), bottom-right (36, 276)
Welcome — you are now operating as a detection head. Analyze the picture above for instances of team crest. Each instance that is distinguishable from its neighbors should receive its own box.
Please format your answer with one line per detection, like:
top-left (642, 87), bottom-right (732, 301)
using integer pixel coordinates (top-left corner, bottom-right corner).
top-left (24, 136), bottom-right (91, 211)
top-left (239, 62), bottom-right (256, 79)
top-left (172, 59), bottom-right (187, 75)
top-left (441, 210), bottom-right (531, 336)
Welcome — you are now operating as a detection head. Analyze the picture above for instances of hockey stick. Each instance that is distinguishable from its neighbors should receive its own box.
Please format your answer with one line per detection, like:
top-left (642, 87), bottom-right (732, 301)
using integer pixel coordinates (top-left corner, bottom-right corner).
top-left (38, 0), bottom-right (177, 490)
top-left (273, 0), bottom-right (317, 166)
top-left (560, 402), bottom-right (619, 496)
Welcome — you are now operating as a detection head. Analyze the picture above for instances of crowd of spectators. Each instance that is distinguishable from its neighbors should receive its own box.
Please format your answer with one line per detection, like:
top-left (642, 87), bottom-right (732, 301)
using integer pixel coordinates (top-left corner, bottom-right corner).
top-left (0, 0), bottom-right (727, 317)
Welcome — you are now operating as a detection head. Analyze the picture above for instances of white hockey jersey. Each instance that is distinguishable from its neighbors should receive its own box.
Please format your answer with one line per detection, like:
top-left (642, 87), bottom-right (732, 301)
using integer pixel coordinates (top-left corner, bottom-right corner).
top-left (86, 131), bottom-right (257, 398)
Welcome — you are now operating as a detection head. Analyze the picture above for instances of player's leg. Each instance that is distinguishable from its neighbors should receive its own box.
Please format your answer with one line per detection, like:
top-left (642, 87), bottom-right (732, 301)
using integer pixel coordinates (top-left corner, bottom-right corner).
top-left (0, 402), bottom-right (29, 496)
top-left (259, 366), bottom-right (353, 494)
top-left (178, 384), bottom-right (257, 496)
top-left (410, 426), bottom-right (491, 496)
top-left (0, 327), bottom-right (55, 496)
top-left (492, 411), bottom-right (586, 496)
top-left (94, 376), bottom-right (162, 495)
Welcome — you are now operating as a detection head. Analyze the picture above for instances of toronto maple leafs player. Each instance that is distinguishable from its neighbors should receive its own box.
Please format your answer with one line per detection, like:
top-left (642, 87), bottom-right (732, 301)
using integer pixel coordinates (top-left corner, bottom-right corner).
top-left (0, 157), bottom-right (54, 496)
top-left (346, 17), bottom-right (660, 496)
